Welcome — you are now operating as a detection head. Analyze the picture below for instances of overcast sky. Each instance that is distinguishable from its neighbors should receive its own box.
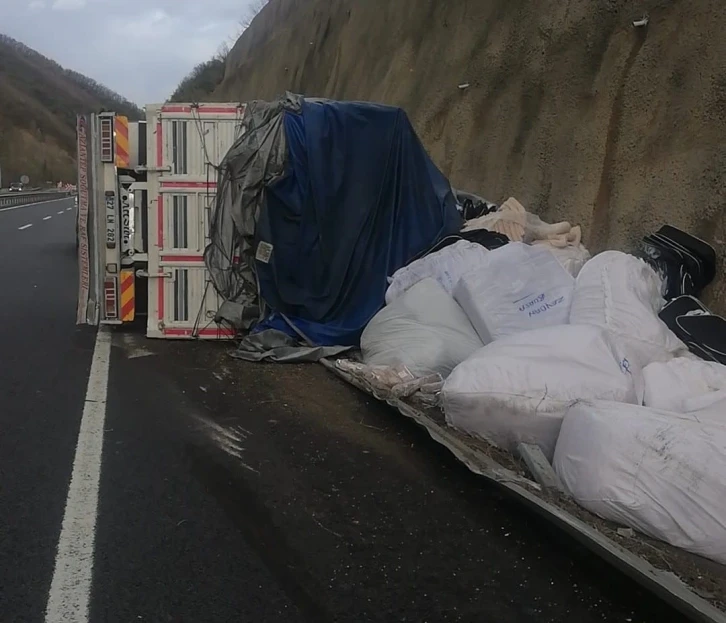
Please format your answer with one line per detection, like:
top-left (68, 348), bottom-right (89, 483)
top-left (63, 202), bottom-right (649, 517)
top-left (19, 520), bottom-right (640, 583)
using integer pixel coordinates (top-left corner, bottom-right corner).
top-left (0, 0), bottom-right (254, 104)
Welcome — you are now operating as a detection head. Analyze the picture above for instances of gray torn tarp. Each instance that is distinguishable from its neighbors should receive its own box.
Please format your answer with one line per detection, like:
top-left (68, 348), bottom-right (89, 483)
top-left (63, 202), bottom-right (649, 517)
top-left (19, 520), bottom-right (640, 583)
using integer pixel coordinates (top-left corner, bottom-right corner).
top-left (205, 93), bottom-right (302, 330)
top-left (207, 93), bottom-right (354, 363)
top-left (231, 329), bottom-right (352, 363)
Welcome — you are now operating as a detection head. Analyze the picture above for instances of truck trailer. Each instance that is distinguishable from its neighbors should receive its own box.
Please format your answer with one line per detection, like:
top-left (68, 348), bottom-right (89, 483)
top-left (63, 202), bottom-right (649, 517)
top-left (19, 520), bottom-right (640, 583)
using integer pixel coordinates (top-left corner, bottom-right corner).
top-left (76, 103), bottom-right (246, 339)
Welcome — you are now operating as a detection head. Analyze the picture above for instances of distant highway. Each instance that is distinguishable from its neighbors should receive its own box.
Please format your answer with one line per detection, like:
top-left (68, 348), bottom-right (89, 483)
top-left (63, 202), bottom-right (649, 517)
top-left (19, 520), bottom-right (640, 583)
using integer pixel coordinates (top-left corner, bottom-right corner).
top-left (0, 189), bottom-right (73, 210)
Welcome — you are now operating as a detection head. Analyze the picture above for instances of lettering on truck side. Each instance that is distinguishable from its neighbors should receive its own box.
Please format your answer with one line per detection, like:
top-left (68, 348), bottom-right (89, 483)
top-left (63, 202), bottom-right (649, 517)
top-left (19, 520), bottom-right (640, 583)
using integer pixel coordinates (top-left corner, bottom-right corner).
top-left (120, 192), bottom-right (131, 253)
top-left (76, 116), bottom-right (91, 325)
top-left (105, 191), bottom-right (116, 248)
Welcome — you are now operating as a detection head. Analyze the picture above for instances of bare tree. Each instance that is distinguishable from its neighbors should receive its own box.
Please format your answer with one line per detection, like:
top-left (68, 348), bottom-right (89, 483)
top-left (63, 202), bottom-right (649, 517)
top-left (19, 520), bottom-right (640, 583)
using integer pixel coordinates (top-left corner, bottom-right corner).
top-left (239, 0), bottom-right (270, 31)
top-left (215, 41), bottom-right (231, 63)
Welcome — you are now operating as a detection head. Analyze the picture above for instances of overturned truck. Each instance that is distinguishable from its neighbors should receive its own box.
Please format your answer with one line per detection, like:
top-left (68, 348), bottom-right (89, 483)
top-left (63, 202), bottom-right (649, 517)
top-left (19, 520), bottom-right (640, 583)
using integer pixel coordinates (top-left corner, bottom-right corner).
top-left (77, 94), bottom-right (726, 622)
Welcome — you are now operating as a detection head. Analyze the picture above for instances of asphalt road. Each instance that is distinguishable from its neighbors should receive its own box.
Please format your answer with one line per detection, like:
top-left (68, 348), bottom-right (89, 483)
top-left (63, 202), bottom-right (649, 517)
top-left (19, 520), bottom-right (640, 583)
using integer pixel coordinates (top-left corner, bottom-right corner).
top-left (0, 197), bottom-right (692, 622)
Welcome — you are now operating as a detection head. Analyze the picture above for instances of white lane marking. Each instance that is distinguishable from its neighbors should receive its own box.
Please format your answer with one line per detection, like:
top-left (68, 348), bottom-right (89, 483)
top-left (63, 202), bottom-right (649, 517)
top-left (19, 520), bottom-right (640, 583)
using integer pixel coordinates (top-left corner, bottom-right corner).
top-left (0, 197), bottom-right (73, 214)
top-left (58, 210), bottom-right (65, 215)
top-left (43, 216), bottom-right (52, 221)
top-left (67, 207), bottom-right (72, 212)
top-left (18, 224), bottom-right (32, 230)
top-left (44, 329), bottom-right (112, 623)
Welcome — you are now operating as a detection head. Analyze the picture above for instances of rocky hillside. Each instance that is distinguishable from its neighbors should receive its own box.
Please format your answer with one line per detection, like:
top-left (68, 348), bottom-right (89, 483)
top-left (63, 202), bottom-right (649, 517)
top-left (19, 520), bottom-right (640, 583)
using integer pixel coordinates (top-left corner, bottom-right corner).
top-left (0, 34), bottom-right (141, 185)
top-left (212, 0), bottom-right (726, 310)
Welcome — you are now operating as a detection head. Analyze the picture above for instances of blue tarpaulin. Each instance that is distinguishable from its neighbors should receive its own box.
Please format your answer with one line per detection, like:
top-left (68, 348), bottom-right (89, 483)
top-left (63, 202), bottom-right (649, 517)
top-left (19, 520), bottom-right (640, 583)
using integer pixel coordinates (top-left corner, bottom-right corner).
top-left (228, 97), bottom-right (460, 347)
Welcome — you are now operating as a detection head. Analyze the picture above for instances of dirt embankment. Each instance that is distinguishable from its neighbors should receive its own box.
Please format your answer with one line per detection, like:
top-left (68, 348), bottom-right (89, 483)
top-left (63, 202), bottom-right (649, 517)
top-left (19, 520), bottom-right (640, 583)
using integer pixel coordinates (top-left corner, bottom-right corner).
top-left (216, 0), bottom-right (726, 311)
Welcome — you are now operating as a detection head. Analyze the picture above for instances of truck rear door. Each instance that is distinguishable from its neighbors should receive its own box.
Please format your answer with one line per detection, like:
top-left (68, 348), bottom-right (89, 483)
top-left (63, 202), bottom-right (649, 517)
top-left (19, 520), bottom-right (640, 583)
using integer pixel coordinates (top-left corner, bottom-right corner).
top-left (145, 103), bottom-right (245, 339)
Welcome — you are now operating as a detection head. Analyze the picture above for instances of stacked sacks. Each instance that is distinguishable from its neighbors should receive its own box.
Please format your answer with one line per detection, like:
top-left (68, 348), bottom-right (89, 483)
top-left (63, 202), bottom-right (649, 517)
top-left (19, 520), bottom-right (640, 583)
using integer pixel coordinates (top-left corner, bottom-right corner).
top-left (549, 245), bottom-right (726, 559)
top-left (364, 239), bottom-right (581, 387)
top-left (441, 242), bottom-right (596, 459)
top-left (363, 196), bottom-right (726, 561)
top-left (442, 325), bottom-right (638, 460)
top-left (442, 248), bottom-right (684, 460)
top-left (442, 238), bottom-right (726, 559)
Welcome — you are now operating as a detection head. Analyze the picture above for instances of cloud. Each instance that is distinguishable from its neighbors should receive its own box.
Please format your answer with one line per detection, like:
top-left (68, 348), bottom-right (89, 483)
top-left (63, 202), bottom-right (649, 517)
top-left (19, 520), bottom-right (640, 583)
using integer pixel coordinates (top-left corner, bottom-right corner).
top-left (119, 9), bottom-right (171, 39)
top-left (28, 0), bottom-right (46, 11)
top-left (52, 0), bottom-right (86, 9)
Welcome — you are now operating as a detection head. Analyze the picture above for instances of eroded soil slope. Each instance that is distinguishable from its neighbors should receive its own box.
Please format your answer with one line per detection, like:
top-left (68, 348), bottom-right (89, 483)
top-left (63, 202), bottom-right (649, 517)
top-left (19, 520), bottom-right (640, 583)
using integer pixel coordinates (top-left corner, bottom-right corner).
top-left (217, 0), bottom-right (726, 309)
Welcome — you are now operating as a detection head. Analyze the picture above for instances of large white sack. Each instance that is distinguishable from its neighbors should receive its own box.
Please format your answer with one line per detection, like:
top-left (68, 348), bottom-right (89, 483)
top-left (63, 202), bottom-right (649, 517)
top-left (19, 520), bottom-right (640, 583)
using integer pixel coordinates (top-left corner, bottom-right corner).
top-left (554, 400), bottom-right (726, 565)
top-left (682, 389), bottom-right (726, 419)
top-left (569, 251), bottom-right (686, 369)
top-left (643, 357), bottom-right (726, 414)
top-left (452, 242), bottom-right (574, 343)
top-left (442, 325), bottom-right (638, 459)
top-left (361, 278), bottom-right (482, 378)
top-left (385, 240), bottom-right (490, 305)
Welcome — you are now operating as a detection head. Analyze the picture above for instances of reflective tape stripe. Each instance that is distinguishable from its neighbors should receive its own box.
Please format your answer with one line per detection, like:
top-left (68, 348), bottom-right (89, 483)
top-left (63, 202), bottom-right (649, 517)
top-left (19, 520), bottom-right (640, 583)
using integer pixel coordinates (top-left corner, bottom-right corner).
top-left (120, 269), bottom-right (135, 322)
top-left (115, 116), bottom-right (130, 168)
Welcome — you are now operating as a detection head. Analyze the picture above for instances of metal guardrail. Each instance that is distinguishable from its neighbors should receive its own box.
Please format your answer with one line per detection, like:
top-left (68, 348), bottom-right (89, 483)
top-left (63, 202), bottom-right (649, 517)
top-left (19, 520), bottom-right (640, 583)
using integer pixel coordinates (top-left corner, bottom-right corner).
top-left (0, 190), bottom-right (74, 209)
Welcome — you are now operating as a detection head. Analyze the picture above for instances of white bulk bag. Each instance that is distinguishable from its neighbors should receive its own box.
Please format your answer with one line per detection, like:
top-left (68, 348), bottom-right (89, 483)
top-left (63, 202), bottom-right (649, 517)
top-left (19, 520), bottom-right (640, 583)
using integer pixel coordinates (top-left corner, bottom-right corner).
top-left (554, 400), bottom-right (726, 565)
top-left (682, 390), bottom-right (726, 419)
top-left (452, 242), bottom-right (574, 343)
top-left (569, 251), bottom-right (686, 369)
top-left (385, 240), bottom-right (490, 304)
top-left (361, 278), bottom-right (482, 378)
top-left (442, 325), bottom-right (638, 459)
top-left (643, 357), bottom-right (726, 414)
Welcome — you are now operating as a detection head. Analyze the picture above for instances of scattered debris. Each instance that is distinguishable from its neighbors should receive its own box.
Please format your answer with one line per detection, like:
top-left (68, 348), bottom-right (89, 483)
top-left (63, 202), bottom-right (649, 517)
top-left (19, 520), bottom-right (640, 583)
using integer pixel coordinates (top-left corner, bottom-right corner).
top-left (358, 419), bottom-right (385, 432)
top-left (312, 514), bottom-right (343, 539)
